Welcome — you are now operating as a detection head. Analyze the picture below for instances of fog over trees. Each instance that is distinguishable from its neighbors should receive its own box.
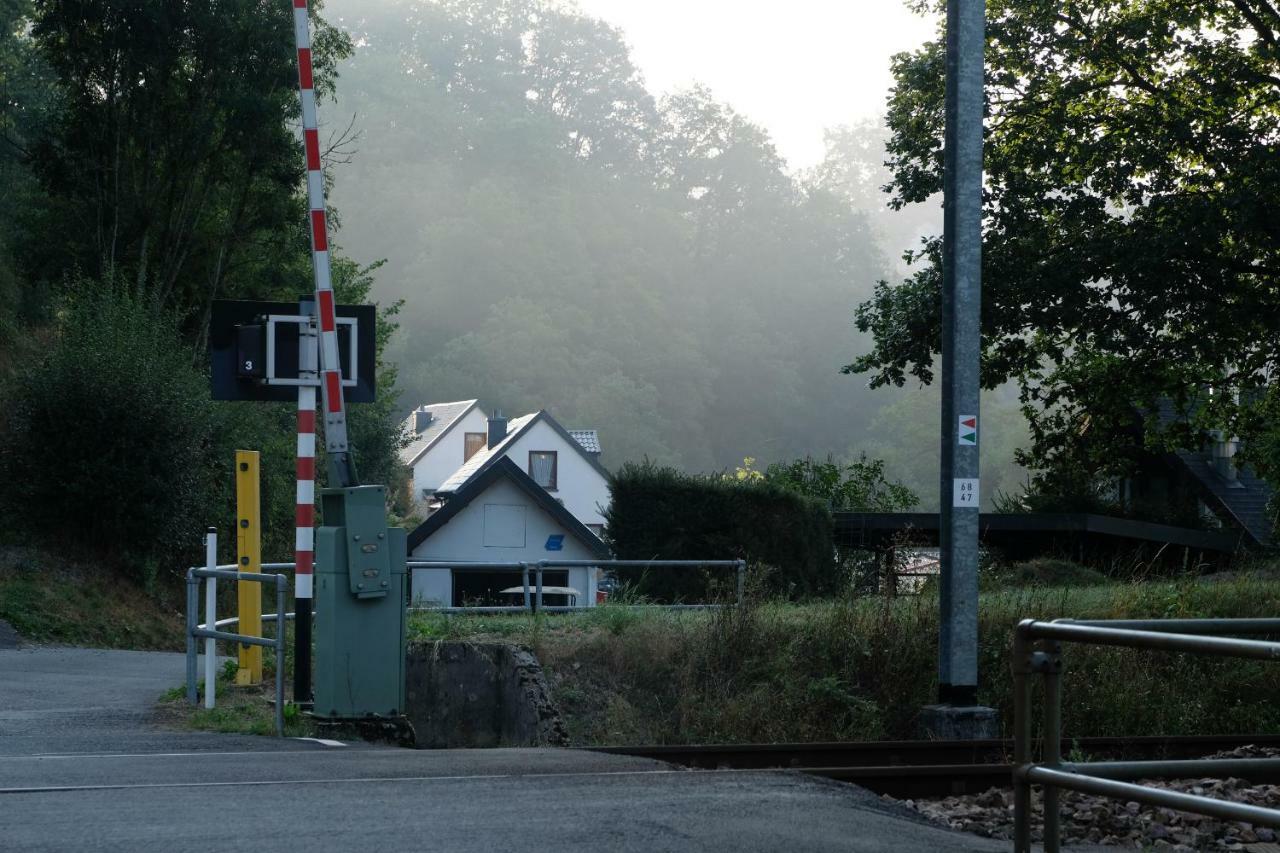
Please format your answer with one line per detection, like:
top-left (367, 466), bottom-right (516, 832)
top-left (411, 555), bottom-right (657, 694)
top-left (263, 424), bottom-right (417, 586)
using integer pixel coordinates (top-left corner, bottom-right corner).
top-left (322, 0), bottom-right (1028, 506)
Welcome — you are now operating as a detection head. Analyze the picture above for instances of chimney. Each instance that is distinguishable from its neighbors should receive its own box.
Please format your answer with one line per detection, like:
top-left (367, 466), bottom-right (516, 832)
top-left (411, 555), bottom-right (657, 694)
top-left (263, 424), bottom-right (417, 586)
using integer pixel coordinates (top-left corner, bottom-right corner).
top-left (414, 407), bottom-right (433, 433)
top-left (487, 410), bottom-right (507, 449)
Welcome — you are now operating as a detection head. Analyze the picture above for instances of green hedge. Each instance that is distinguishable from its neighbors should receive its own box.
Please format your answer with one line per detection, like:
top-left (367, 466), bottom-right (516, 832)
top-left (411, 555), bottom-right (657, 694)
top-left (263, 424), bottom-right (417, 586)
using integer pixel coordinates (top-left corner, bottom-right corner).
top-left (604, 462), bottom-right (835, 600)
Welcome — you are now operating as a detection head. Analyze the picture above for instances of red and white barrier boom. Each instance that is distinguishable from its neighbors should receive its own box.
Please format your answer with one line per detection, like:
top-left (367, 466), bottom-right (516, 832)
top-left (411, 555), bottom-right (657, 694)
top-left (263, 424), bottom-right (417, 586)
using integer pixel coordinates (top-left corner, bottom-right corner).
top-left (290, 0), bottom-right (353, 704)
top-left (289, 0), bottom-right (356, 490)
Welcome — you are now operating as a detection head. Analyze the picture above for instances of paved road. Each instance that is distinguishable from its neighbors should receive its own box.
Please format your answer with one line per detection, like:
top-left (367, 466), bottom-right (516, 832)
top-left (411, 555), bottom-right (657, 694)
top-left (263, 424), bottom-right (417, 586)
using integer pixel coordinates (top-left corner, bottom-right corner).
top-left (0, 646), bottom-right (1026, 852)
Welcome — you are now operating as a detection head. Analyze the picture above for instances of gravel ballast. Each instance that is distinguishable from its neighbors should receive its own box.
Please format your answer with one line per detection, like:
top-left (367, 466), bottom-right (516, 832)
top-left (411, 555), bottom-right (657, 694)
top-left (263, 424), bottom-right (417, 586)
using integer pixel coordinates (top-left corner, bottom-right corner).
top-left (899, 747), bottom-right (1280, 851)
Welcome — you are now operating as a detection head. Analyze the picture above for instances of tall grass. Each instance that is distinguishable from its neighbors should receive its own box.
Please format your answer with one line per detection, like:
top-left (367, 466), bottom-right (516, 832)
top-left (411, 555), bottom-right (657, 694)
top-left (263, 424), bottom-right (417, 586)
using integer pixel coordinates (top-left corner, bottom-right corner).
top-left (410, 576), bottom-right (1280, 744)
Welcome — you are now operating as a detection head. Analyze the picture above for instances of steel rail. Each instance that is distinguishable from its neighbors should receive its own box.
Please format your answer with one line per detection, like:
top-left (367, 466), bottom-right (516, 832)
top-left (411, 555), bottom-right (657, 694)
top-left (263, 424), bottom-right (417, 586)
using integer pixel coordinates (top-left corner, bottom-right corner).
top-left (590, 734), bottom-right (1280, 798)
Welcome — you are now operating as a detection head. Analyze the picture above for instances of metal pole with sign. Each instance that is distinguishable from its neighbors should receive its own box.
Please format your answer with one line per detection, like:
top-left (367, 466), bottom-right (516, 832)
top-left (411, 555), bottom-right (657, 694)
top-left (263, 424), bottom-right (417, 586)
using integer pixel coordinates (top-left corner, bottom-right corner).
top-left (929, 0), bottom-right (997, 737)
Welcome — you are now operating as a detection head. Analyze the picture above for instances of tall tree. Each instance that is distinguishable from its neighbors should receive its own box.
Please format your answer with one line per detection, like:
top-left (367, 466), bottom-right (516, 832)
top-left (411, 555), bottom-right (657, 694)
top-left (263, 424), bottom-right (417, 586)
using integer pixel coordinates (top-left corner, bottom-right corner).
top-left (20, 0), bottom-right (351, 333)
top-left (328, 0), bottom-right (899, 470)
top-left (849, 0), bottom-right (1280, 490)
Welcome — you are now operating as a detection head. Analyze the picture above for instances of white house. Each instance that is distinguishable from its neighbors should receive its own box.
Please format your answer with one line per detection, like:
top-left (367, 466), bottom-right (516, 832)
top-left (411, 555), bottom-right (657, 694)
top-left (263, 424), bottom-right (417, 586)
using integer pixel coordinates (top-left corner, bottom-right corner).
top-left (408, 456), bottom-right (610, 607)
top-left (399, 400), bottom-right (490, 509)
top-left (435, 410), bottom-right (611, 534)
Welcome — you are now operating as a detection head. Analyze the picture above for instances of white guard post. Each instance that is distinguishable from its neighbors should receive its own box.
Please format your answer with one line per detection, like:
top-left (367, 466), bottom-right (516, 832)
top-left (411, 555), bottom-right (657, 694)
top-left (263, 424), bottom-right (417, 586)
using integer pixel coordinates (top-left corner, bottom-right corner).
top-left (204, 529), bottom-right (217, 710)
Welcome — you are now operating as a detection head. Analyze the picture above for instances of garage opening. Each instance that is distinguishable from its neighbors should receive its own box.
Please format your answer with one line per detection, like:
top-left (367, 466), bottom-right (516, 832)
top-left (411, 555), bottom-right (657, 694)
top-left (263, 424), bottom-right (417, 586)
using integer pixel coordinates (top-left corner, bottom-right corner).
top-left (452, 570), bottom-right (569, 607)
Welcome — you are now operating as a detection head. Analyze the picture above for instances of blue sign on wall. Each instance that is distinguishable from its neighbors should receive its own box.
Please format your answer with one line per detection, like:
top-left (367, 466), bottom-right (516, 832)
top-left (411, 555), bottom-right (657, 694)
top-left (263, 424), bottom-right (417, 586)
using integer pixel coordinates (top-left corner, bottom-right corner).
top-left (545, 534), bottom-right (565, 552)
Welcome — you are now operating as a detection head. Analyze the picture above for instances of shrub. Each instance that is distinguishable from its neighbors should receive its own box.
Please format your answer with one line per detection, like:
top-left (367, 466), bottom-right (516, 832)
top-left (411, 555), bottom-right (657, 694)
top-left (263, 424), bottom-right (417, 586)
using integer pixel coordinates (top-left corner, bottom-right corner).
top-left (986, 558), bottom-right (1112, 589)
top-left (0, 283), bottom-right (214, 581)
top-left (605, 461), bottom-right (835, 599)
top-left (759, 455), bottom-right (918, 511)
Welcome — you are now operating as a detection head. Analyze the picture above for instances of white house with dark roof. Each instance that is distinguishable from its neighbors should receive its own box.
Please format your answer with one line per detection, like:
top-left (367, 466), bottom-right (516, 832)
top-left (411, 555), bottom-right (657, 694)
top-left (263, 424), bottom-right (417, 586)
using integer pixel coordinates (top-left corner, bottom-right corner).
top-left (399, 400), bottom-right (490, 509)
top-left (435, 410), bottom-right (611, 533)
top-left (407, 456), bottom-right (609, 607)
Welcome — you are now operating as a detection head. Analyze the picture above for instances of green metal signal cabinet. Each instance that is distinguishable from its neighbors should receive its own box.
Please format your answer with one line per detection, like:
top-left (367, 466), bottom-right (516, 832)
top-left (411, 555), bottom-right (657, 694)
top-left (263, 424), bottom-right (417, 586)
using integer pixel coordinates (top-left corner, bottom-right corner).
top-left (314, 485), bottom-right (407, 719)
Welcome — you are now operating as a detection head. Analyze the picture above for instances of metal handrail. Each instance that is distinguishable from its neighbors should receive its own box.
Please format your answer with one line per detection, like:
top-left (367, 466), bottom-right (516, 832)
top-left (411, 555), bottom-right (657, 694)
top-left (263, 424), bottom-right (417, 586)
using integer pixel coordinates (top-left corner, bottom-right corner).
top-left (233, 557), bottom-right (749, 613)
top-left (1012, 617), bottom-right (1280, 853)
top-left (405, 559), bottom-right (747, 613)
top-left (185, 558), bottom-right (289, 737)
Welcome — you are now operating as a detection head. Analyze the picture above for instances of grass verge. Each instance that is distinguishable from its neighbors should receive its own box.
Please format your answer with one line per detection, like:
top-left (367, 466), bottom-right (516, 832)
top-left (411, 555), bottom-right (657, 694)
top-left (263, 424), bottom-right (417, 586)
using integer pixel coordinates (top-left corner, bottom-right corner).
top-left (156, 656), bottom-right (316, 738)
top-left (409, 572), bottom-right (1280, 745)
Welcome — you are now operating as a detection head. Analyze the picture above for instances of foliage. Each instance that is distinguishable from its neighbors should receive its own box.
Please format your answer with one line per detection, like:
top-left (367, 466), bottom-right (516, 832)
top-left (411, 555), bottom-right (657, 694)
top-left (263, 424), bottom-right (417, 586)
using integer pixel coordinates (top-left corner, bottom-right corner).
top-left (0, 0), bottom-right (407, 573)
top-left (0, 283), bottom-right (215, 580)
top-left (757, 454), bottom-right (918, 512)
top-left (847, 0), bottom-right (1280, 494)
top-left (326, 0), bottom-right (898, 471)
top-left (605, 461), bottom-right (835, 599)
top-left (18, 0), bottom-right (352, 332)
top-left (0, 545), bottom-right (185, 648)
top-left (983, 558), bottom-right (1112, 590)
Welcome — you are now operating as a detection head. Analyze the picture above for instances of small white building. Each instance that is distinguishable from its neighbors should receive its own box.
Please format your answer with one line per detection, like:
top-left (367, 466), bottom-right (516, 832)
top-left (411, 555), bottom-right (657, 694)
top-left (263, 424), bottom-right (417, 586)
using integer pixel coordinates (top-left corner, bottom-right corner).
top-left (408, 456), bottom-right (610, 607)
top-left (399, 400), bottom-right (490, 510)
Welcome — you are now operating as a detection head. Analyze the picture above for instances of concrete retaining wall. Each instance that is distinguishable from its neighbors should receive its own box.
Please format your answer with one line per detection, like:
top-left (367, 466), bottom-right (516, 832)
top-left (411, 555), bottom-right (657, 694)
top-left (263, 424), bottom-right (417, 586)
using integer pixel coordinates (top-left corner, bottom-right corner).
top-left (404, 641), bottom-right (569, 748)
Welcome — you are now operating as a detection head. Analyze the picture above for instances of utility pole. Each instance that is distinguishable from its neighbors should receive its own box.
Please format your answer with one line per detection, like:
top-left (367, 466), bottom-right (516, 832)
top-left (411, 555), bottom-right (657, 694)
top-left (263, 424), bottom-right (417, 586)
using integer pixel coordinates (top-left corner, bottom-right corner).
top-left (926, 0), bottom-right (998, 738)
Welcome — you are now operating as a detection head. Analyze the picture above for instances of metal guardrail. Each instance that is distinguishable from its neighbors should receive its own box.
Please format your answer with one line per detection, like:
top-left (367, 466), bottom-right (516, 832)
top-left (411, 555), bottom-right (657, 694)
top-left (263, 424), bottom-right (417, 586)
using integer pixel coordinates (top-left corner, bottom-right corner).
top-left (1012, 617), bottom-right (1280, 853)
top-left (197, 558), bottom-right (746, 614)
top-left (405, 558), bottom-right (747, 613)
top-left (185, 554), bottom-right (288, 736)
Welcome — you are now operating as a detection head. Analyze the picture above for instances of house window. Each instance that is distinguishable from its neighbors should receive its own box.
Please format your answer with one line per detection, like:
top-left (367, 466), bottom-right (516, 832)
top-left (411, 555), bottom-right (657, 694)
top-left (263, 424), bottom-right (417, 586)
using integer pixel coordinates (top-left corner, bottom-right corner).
top-left (464, 432), bottom-right (486, 462)
top-left (529, 451), bottom-right (558, 490)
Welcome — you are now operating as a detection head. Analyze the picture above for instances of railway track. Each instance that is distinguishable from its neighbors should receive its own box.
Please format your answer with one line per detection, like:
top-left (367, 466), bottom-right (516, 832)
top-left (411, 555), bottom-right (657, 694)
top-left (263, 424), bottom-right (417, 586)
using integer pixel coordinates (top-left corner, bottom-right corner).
top-left (590, 734), bottom-right (1280, 798)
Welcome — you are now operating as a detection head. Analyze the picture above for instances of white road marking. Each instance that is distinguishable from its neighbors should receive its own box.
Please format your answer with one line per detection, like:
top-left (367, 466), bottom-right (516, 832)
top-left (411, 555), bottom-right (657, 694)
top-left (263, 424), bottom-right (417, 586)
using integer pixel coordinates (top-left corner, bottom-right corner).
top-left (0, 767), bottom-right (719, 796)
top-left (9, 749), bottom-right (358, 760)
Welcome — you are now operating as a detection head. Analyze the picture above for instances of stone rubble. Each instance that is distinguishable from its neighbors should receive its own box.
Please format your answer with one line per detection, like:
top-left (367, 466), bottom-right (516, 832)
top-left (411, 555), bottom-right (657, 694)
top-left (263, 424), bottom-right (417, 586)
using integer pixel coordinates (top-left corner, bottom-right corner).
top-left (896, 746), bottom-right (1280, 851)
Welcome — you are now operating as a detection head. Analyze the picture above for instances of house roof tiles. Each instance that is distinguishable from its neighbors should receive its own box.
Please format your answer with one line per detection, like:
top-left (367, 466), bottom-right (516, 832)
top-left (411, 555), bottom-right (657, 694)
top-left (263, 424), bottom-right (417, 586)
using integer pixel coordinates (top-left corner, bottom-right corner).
top-left (399, 400), bottom-right (481, 467)
top-left (568, 429), bottom-right (601, 454)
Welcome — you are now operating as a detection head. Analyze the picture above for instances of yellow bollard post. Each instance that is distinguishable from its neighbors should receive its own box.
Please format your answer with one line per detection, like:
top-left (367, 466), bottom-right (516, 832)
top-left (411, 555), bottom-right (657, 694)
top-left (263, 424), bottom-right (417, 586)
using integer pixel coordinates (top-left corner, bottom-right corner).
top-left (235, 450), bottom-right (263, 685)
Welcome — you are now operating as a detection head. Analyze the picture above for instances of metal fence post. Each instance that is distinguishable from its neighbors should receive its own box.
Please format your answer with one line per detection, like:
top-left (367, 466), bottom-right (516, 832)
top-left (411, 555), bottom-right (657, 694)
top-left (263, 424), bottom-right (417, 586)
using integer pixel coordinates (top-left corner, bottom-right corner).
top-left (275, 574), bottom-right (286, 736)
top-left (736, 560), bottom-right (746, 607)
top-left (521, 562), bottom-right (531, 613)
top-left (204, 529), bottom-right (217, 710)
top-left (1012, 621), bottom-right (1034, 853)
top-left (1043, 640), bottom-right (1064, 853)
top-left (185, 568), bottom-right (198, 706)
top-left (535, 565), bottom-right (544, 613)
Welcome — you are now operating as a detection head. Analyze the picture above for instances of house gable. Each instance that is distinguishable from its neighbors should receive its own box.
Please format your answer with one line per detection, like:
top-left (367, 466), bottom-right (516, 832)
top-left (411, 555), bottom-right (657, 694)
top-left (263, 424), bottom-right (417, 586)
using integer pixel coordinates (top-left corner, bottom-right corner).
top-left (435, 410), bottom-right (611, 528)
top-left (408, 456), bottom-right (608, 558)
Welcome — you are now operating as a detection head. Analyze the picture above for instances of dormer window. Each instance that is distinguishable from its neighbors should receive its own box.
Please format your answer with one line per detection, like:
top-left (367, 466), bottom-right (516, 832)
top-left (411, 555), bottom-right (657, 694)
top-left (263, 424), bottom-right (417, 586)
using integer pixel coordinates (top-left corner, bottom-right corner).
top-left (464, 432), bottom-right (486, 462)
top-left (529, 451), bottom-right (558, 490)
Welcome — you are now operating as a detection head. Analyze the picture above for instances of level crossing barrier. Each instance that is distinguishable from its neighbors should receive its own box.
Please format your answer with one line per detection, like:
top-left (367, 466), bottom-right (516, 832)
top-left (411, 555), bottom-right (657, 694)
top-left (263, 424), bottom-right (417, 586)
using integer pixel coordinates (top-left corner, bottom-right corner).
top-left (1012, 617), bottom-right (1280, 852)
top-left (185, 532), bottom-right (288, 736)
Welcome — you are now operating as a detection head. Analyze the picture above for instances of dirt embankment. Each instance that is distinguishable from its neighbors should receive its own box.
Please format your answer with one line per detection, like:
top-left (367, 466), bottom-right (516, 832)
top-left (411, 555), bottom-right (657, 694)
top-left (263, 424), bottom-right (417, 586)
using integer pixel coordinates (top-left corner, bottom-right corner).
top-left (0, 546), bottom-right (185, 650)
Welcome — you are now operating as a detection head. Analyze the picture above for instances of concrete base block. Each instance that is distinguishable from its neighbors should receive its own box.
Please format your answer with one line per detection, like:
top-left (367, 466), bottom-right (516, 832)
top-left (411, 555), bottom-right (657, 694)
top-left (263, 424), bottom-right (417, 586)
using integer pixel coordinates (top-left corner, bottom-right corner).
top-left (918, 703), bottom-right (1000, 740)
top-left (404, 641), bottom-right (569, 749)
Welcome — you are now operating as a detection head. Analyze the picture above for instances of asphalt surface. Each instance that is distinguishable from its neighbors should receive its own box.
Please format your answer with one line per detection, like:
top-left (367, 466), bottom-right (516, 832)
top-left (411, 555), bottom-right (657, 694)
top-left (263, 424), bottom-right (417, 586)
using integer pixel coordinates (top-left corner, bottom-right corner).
top-left (0, 646), bottom-right (1036, 852)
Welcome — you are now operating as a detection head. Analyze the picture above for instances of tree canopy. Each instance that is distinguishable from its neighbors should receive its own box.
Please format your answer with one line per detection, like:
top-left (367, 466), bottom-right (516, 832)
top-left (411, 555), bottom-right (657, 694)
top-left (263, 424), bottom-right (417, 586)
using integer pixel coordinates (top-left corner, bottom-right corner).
top-left (325, 0), bottom-right (901, 471)
top-left (0, 0), bottom-right (407, 569)
top-left (848, 0), bottom-right (1280, 491)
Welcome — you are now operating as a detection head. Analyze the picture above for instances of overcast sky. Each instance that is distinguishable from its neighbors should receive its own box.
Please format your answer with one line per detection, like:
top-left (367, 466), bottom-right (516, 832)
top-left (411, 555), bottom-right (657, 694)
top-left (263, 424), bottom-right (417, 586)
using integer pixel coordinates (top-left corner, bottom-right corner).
top-left (572, 0), bottom-right (939, 172)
